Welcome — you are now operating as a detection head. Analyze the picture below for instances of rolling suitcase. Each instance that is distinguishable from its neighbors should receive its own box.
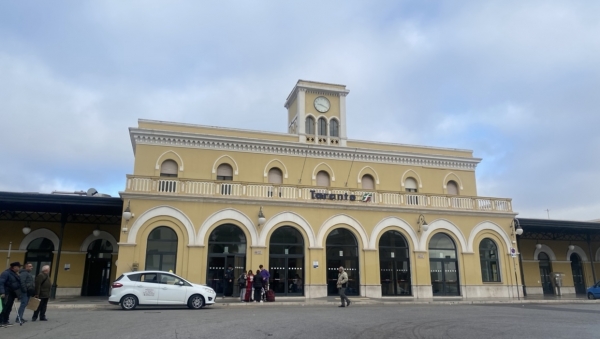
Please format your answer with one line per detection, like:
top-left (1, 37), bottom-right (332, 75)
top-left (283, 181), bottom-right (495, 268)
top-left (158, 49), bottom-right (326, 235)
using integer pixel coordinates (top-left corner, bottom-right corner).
top-left (266, 289), bottom-right (275, 302)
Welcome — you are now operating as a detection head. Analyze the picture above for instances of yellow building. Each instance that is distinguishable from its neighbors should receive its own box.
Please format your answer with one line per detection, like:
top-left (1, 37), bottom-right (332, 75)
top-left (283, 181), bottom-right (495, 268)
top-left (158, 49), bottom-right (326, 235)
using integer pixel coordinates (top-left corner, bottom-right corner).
top-left (117, 80), bottom-right (523, 299)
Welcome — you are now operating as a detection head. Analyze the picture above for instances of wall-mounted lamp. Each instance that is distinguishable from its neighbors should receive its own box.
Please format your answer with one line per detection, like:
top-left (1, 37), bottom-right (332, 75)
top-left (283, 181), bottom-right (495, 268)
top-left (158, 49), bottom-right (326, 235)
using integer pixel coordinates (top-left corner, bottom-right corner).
top-left (568, 243), bottom-right (575, 251)
top-left (417, 214), bottom-right (428, 233)
top-left (536, 242), bottom-right (542, 250)
top-left (22, 222), bottom-right (31, 235)
top-left (123, 200), bottom-right (134, 222)
top-left (258, 206), bottom-right (266, 226)
top-left (511, 219), bottom-right (523, 236)
top-left (93, 225), bottom-right (101, 237)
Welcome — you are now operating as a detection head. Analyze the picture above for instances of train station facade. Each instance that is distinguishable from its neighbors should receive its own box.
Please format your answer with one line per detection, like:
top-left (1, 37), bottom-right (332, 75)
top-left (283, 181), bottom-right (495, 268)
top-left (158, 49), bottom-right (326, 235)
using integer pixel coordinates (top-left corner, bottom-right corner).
top-left (116, 80), bottom-right (521, 299)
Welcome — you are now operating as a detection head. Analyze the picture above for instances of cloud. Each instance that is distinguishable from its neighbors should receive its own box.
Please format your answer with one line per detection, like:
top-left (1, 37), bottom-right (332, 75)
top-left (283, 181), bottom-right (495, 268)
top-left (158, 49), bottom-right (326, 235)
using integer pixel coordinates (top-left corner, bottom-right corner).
top-left (0, 1), bottom-right (599, 220)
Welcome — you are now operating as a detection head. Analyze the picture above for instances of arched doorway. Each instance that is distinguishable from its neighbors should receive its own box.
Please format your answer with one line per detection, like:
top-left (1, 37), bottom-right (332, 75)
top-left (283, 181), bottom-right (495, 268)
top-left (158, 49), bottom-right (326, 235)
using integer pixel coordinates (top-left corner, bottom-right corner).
top-left (145, 227), bottom-right (178, 272)
top-left (538, 252), bottom-right (553, 295)
top-left (25, 238), bottom-right (54, 276)
top-left (326, 228), bottom-right (359, 296)
top-left (570, 253), bottom-right (586, 294)
top-left (429, 233), bottom-right (460, 296)
top-left (269, 226), bottom-right (304, 296)
top-left (82, 239), bottom-right (113, 296)
top-left (379, 230), bottom-right (411, 296)
top-left (206, 224), bottom-right (247, 297)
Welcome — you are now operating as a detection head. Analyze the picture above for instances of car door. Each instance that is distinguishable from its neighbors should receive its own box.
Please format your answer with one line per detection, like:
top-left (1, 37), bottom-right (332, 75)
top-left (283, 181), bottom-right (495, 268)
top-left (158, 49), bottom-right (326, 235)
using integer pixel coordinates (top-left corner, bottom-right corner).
top-left (593, 282), bottom-right (600, 298)
top-left (134, 273), bottom-right (160, 305)
top-left (157, 273), bottom-right (188, 305)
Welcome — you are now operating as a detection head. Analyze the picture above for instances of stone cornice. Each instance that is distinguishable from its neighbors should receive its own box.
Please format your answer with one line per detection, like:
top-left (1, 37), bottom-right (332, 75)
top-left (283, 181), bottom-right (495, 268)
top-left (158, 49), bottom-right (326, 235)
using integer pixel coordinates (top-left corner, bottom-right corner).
top-left (119, 191), bottom-right (516, 218)
top-left (130, 128), bottom-right (480, 171)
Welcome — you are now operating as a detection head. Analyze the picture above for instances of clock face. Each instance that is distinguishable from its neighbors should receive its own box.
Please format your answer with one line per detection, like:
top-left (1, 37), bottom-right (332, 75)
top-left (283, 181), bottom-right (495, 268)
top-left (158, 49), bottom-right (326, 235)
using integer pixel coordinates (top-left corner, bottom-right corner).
top-left (314, 96), bottom-right (330, 113)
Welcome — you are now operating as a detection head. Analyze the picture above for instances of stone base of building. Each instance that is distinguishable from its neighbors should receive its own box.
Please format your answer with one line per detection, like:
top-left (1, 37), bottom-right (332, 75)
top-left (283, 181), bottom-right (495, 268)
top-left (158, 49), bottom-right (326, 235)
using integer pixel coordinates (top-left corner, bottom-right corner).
top-left (413, 285), bottom-right (434, 299)
top-left (362, 284), bottom-right (382, 298)
top-left (463, 285), bottom-right (523, 298)
top-left (56, 288), bottom-right (81, 297)
top-left (524, 286), bottom-right (576, 296)
top-left (304, 284), bottom-right (327, 298)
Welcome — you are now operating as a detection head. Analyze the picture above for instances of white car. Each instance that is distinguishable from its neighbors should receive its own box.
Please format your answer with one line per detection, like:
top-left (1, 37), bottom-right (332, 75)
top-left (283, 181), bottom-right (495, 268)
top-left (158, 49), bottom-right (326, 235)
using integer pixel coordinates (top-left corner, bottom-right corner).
top-left (108, 271), bottom-right (216, 310)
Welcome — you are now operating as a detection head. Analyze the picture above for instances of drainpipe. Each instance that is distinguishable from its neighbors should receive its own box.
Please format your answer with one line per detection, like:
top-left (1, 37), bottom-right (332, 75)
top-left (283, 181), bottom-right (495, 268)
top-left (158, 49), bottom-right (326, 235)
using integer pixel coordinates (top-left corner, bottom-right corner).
top-left (51, 212), bottom-right (67, 299)
top-left (588, 234), bottom-right (597, 283)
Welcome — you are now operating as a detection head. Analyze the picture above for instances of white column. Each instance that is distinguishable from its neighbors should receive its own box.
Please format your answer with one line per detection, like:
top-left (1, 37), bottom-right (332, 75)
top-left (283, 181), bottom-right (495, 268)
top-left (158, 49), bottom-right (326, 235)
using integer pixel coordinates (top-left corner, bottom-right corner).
top-left (297, 89), bottom-right (306, 142)
top-left (339, 94), bottom-right (348, 146)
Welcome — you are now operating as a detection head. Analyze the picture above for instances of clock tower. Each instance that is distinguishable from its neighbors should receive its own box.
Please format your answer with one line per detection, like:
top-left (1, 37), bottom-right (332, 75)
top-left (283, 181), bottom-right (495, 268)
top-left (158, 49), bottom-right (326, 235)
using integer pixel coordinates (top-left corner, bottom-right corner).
top-left (284, 80), bottom-right (349, 146)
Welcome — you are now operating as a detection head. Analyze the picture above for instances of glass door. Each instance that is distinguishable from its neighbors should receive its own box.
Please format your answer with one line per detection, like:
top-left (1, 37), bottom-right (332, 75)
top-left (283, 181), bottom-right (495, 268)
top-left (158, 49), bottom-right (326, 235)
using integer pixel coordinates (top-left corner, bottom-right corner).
top-left (269, 257), bottom-right (304, 296)
top-left (206, 255), bottom-right (245, 297)
top-left (570, 254), bottom-right (586, 294)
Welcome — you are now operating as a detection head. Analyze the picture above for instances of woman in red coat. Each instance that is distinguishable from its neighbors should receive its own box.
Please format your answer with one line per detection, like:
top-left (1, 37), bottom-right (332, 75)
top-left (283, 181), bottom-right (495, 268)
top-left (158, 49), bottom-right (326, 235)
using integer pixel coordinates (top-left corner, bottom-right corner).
top-left (244, 270), bottom-right (254, 302)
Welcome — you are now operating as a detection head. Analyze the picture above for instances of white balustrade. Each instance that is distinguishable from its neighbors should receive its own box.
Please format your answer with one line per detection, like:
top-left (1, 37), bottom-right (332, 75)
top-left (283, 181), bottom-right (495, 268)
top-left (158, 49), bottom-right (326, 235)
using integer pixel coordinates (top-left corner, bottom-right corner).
top-left (125, 176), bottom-right (511, 212)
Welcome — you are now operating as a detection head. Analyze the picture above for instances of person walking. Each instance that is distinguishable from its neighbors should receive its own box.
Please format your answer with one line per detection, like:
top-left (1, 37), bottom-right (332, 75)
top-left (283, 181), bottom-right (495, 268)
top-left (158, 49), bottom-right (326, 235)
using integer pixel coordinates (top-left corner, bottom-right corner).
top-left (238, 271), bottom-right (247, 302)
top-left (0, 262), bottom-right (25, 327)
top-left (17, 263), bottom-right (35, 323)
top-left (32, 265), bottom-right (51, 322)
top-left (253, 270), bottom-right (263, 302)
top-left (337, 266), bottom-right (351, 308)
top-left (258, 265), bottom-right (270, 301)
top-left (244, 270), bottom-right (254, 302)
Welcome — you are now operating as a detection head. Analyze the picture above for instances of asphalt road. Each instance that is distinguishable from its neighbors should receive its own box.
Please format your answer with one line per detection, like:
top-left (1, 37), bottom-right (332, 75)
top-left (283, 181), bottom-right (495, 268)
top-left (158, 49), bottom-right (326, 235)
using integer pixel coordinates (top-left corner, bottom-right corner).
top-left (2, 303), bottom-right (599, 339)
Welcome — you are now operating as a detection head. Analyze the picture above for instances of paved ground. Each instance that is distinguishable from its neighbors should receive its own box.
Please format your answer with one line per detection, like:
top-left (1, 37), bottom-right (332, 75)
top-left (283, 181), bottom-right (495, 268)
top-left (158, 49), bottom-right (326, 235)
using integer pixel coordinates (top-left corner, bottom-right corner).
top-left (2, 302), bottom-right (599, 339)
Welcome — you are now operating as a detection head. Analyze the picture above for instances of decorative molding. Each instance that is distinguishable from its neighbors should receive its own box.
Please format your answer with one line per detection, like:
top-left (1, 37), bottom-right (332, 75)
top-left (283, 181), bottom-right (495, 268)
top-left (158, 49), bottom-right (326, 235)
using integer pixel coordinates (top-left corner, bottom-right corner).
top-left (533, 244), bottom-right (557, 261)
top-left (263, 159), bottom-right (289, 179)
top-left (131, 129), bottom-right (480, 171)
top-left (356, 166), bottom-right (380, 185)
top-left (418, 219), bottom-right (468, 253)
top-left (127, 205), bottom-right (196, 246)
top-left (566, 245), bottom-right (588, 261)
top-left (155, 150), bottom-right (184, 171)
top-left (466, 221), bottom-right (512, 253)
top-left (80, 231), bottom-right (119, 252)
top-left (443, 172), bottom-right (463, 190)
top-left (212, 155), bottom-right (239, 175)
top-left (258, 211), bottom-right (316, 248)
top-left (19, 228), bottom-right (60, 251)
top-left (368, 217), bottom-right (418, 251)
top-left (316, 214), bottom-right (369, 248)
top-left (401, 169), bottom-right (423, 188)
top-left (312, 162), bottom-right (336, 181)
top-left (196, 208), bottom-right (258, 247)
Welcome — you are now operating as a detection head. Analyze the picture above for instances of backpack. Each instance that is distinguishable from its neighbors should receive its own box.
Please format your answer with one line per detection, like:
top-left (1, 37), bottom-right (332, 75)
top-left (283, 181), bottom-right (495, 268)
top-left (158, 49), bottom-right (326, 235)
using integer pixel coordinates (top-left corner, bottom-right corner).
top-left (237, 274), bottom-right (246, 287)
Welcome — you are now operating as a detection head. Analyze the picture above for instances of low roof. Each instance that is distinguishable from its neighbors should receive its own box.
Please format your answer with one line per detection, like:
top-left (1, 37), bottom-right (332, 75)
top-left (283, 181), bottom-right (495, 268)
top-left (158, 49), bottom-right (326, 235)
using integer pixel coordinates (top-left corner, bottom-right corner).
top-left (517, 217), bottom-right (600, 238)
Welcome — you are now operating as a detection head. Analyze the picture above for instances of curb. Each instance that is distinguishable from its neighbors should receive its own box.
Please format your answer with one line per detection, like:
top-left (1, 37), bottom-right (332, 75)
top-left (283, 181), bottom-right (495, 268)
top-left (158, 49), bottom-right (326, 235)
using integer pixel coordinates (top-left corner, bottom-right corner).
top-left (47, 298), bottom-right (600, 309)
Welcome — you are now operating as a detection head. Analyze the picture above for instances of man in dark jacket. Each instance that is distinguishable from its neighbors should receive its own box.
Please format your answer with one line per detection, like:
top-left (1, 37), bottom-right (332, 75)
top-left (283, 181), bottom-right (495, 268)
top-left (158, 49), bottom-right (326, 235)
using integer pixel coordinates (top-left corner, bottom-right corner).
top-left (223, 265), bottom-right (234, 297)
top-left (33, 265), bottom-right (52, 321)
top-left (0, 262), bottom-right (24, 327)
top-left (17, 263), bottom-right (35, 323)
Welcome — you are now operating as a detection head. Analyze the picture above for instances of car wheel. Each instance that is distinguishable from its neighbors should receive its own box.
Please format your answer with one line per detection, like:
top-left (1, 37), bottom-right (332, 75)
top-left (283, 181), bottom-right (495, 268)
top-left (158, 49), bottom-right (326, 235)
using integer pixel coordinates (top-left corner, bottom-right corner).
top-left (121, 294), bottom-right (138, 310)
top-left (588, 293), bottom-right (596, 300)
top-left (188, 294), bottom-right (205, 309)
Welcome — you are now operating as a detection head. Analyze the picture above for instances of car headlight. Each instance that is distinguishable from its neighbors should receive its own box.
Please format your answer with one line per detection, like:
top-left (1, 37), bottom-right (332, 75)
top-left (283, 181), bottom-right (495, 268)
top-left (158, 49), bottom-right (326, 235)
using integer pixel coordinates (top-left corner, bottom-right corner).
top-left (201, 286), bottom-right (215, 294)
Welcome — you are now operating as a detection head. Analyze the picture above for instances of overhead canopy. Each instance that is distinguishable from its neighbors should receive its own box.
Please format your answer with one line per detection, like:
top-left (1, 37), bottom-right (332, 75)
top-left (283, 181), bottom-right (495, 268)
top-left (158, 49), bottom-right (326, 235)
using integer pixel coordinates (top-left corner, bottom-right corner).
top-left (517, 218), bottom-right (600, 241)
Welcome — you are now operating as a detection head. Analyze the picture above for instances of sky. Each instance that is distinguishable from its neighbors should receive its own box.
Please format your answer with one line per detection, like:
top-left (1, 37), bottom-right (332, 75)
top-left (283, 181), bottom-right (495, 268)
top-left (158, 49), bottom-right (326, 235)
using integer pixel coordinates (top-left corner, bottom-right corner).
top-left (1, 1), bottom-right (599, 221)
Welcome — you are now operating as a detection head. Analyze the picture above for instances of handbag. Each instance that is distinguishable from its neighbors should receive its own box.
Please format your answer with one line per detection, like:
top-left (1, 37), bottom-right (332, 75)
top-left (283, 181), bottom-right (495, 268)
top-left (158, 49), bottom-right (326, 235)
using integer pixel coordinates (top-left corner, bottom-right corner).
top-left (26, 297), bottom-right (41, 311)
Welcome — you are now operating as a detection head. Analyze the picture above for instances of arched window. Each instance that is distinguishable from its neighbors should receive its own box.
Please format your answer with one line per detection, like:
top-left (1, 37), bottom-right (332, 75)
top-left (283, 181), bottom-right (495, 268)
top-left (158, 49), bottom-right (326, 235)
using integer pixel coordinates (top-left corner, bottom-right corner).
top-left (318, 117), bottom-right (327, 136)
top-left (217, 163), bottom-right (233, 181)
top-left (316, 170), bottom-right (330, 187)
top-left (479, 239), bottom-right (500, 282)
top-left (160, 160), bottom-right (178, 177)
top-left (25, 238), bottom-right (54, 277)
top-left (330, 119), bottom-right (339, 137)
top-left (570, 253), bottom-right (586, 294)
top-left (268, 167), bottom-right (283, 184)
top-left (538, 252), bottom-right (553, 295)
top-left (404, 177), bottom-right (418, 192)
top-left (145, 227), bottom-right (178, 272)
top-left (429, 233), bottom-right (460, 296)
top-left (207, 224), bottom-right (247, 296)
top-left (305, 116), bottom-right (315, 135)
top-left (447, 180), bottom-right (459, 195)
top-left (361, 174), bottom-right (375, 190)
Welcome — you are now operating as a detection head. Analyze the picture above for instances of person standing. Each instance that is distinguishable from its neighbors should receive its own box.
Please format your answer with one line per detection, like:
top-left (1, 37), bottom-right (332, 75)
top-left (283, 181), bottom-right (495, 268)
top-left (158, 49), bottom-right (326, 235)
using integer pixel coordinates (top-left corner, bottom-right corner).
top-left (238, 271), bottom-right (247, 302)
top-left (33, 265), bottom-right (51, 321)
top-left (0, 262), bottom-right (24, 327)
top-left (244, 270), bottom-right (254, 302)
top-left (17, 263), bottom-right (35, 323)
top-left (258, 265), bottom-right (270, 301)
top-left (223, 265), bottom-right (234, 297)
top-left (336, 266), bottom-right (351, 308)
top-left (253, 270), bottom-right (263, 302)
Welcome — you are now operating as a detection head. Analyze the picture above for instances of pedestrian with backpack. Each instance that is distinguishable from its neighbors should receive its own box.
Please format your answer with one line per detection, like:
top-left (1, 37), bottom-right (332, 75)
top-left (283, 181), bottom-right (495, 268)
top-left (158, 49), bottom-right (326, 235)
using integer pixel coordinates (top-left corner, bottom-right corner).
top-left (258, 265), bottom-right (270, 301)
top-left (238, 271), bottom-right (247, 302)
